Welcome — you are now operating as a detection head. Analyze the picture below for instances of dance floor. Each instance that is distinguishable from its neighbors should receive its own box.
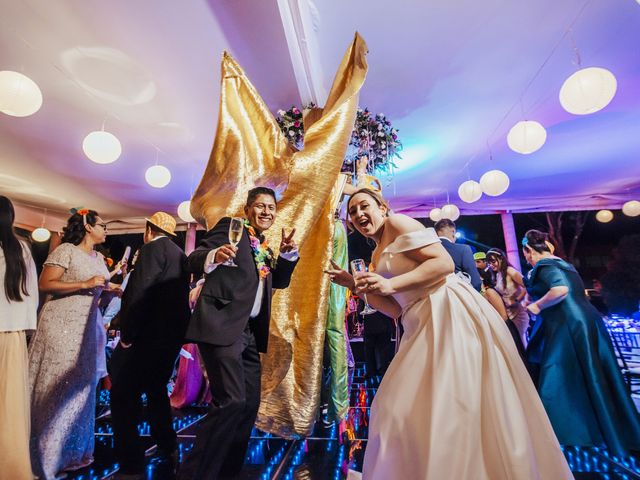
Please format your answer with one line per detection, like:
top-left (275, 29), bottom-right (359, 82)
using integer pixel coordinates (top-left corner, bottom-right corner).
top-left (66, 363), bottom-right (640, 480)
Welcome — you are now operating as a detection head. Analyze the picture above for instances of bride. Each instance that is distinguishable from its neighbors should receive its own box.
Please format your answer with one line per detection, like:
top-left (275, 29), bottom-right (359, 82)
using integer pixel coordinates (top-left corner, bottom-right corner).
top-left (327, 188), bottom-right (572, 479)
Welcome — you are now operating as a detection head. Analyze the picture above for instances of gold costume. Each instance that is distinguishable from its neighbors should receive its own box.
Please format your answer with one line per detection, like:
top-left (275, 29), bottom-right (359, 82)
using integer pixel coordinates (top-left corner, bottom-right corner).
top-left (191, 33), bottom-right (368, 437)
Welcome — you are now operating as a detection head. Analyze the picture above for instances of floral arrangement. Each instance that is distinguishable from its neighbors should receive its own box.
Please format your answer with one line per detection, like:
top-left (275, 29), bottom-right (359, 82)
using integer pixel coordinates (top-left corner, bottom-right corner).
top-left (275, 106), bottom-right (402, 175)
top-left (244, 220), bottom-right (273, 279)
top-left (345, 109), bottom-right (401, 174)
top-left (275, 105), bottom-right (309, 150)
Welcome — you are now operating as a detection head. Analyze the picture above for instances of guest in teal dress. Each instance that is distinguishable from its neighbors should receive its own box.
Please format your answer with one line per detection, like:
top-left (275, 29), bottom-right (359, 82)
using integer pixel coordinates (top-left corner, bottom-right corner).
top-left (522, 229), bottom-right (640, 458)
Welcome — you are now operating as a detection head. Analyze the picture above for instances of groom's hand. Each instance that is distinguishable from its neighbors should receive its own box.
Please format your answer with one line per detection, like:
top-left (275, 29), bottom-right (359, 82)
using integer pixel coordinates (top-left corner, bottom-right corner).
top-left (280, 228), bottom-right (297, 253)
top-left (214, 244), bottom-right (238, 264)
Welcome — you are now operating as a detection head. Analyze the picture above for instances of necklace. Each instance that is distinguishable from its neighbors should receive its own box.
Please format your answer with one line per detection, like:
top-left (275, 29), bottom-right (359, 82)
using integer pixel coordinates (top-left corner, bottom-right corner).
top-left (244, 220), bottom-right (272, 279)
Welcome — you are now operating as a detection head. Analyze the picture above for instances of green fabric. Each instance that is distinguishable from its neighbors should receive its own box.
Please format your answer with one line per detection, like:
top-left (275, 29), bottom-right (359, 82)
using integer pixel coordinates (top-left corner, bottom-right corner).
top-left (526, 257), bottom-right (640, 457)
top-left (325, 219), bottom-right (350, 421)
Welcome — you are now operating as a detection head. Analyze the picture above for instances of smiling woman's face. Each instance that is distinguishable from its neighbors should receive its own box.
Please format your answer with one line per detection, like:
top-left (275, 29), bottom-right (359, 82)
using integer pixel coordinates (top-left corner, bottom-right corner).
top-left (348, 192), bottom-right (387, 238)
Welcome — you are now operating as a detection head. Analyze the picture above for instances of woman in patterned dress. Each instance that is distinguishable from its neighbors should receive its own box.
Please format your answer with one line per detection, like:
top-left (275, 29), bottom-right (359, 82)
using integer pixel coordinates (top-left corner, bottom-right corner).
top-left (29, 209), bottom-right (111, 479)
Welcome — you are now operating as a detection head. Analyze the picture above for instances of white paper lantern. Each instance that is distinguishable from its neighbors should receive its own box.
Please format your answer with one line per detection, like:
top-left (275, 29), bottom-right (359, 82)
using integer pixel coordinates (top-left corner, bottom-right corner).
top-left (480, 170), bottom-right (510, 196)
top-left (622, 200), bottom-right (640, 217)
top-left (0, 71), bottom-right (43, 117)
top-left (145, 165), bottom-right (171, 188)
top-left (595, 209), bottom-right (614, 223)
top-left (441, 204), bottom-right (460, 221)
top-left (177, 200), bottom-right (195, 223)
top-left (507, 120), bottom-right (547, 154)
top-left (31, 227), bottom-right (51, 242)
top-left (83, 131), bottom-right (122, 164)
top-left (559, 67), bottom-right (617, 115)
top-left (458, 180), bottom-right (482, 203)
top-left (429, 208), bottom-right (442, 222)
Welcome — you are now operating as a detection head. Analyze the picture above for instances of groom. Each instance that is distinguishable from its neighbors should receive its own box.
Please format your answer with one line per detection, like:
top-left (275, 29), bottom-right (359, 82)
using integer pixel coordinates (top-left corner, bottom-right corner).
top-left (178, 187), bottom-right (299, 479)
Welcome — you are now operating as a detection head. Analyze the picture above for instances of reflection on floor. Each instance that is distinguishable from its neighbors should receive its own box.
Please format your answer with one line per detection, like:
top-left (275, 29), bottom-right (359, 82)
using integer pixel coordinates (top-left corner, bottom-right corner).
top-left (66, 365), bottom-right (640, 480)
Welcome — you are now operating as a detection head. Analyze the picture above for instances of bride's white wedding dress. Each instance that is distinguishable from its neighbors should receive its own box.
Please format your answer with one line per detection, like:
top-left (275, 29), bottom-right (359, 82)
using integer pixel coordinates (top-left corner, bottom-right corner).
top-left (360, 229), bottom-right (572, 479)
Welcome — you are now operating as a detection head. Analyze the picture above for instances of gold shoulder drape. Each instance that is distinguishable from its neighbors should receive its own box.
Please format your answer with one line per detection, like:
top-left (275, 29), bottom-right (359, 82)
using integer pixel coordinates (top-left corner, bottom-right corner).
top-left (191, 33), bottom-right (368, 437)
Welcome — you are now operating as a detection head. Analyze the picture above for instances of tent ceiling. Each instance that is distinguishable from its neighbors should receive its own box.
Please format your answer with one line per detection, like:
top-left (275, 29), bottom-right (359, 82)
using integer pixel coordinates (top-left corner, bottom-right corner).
top-left (1, 0), bottom-right (639, 229)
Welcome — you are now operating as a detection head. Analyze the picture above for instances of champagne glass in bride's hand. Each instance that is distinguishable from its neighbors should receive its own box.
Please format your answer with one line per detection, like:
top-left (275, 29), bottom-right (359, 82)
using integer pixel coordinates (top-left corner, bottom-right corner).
top-left (351, 259), bottom-right (377, 315)
top-left (223, 217), bottom-right (244, 267)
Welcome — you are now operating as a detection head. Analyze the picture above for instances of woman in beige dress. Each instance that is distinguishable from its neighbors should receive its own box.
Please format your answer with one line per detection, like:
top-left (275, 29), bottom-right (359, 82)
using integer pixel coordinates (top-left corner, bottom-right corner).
top-left (29, 209), bottom-right (111, 479)
top-left (0, 196), bottom-right (38, 480)
top-left (328, 188), bottom-right (572, 479)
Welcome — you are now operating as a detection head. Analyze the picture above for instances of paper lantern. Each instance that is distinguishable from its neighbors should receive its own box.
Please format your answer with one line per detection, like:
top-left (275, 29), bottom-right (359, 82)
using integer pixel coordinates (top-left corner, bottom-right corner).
top-left (145, 165), bottom-right (171, 188)
top-left (559, 67), bottom-right (617, 115)
top-left (177, 200), bottom-right (195, 223)
top-left (507, 120), bottom-right (547, 154)
top-left (83, 131), bottom-right (122, 164)
top-left (480, 170), bottom-right (510, 196)
top-left (458, 180), bottom-right (482, 203)
top-left (0, 71), bottom-right (43, 117)
top-left (31, 227), bottom-right (51, 242)
top-left (441, 204), bottom-right (460, 221)
top-left (429, 208), bottom-right (442, 222)
top-left (622, 200), bottom-right (640, 217)
top-left (595, 209), bottom-right (613, 223)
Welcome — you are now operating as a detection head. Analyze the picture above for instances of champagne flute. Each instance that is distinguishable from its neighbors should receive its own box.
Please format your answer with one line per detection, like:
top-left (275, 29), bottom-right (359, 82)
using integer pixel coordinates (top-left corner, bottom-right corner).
top-left (223, 217), bottom-right (244, 267)
top-left (351, 259), bottom-right (377, 315)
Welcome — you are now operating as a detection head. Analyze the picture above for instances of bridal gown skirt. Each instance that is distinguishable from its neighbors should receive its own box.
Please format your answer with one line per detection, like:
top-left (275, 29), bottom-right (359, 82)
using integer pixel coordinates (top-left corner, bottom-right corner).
top-left (362, 275), bottom-right (572, 479)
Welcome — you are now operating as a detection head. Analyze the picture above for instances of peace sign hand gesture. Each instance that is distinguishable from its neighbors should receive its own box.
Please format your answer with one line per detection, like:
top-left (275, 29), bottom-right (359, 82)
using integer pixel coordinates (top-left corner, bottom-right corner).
top-left (280, 228), bottom-right (297, 253)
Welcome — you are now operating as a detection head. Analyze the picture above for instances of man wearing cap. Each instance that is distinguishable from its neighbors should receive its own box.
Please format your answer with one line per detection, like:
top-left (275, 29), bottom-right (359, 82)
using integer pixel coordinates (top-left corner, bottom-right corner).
top-left (434, 218), bottom-right (482, 291)
top-left (178, 187), bottom-right (299, 480)
top-left (110, 212), bottom-right (190, 479)
top-left (474, 251), bottom-right (488, 271)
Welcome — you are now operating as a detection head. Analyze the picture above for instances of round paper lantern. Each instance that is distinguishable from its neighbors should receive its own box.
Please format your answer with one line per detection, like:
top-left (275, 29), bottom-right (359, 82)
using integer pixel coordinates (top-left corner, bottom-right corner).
top-left (507, 120), bottom-right (547, 154)
top-left (595, 209), bottom-right (614, 223)
top-left (0, 71), bottom-right (43, 117)
top-left (559, 67), bottom-right (617, 115)
top-left (441, 204), bottom-right (460, 221)
top-left (177, 200), bottom-right (195, 223)
top-left (429, 208), bottom-right (442, 222)
top-left (31, 227), bottom-right (51, 242)
top-left (145, 165), bottom-right (171, 188)
top-left (82, 131), bottom-right (122, 164)
top-left (480, 170), bottom-right (510, 196)
top-left (622, 200), bottom-right (640, 217)
top-left (458, 180), bottom-right (482, 203)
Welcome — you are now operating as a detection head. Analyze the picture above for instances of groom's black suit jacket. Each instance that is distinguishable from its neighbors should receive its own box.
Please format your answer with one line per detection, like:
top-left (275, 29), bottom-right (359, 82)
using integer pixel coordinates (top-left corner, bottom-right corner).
top-left (185, 217), bottom-right (298, 353)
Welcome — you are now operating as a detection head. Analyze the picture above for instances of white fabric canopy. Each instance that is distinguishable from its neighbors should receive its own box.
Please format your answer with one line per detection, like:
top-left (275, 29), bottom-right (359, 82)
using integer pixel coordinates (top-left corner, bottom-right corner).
top-left (1, 0), bottom-right (639, 228)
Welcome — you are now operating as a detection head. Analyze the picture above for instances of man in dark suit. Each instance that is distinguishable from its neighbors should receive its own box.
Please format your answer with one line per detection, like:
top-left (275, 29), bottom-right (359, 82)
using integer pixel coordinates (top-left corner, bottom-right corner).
top-left (362, 300), bottom-right (396, 384)
top-left (110, 212), bottom-right (190, 479)
top-left (434, 219), bottom-right (482, 291)
top-left (178, 187), bottom-right (299, 480)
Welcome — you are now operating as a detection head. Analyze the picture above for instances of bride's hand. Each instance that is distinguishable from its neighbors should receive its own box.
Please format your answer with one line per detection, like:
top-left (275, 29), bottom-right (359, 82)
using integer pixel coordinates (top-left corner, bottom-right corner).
top-left (354, 272), bottom-right (395, 296)
top-left (324, 260), bottom-right (355, 290)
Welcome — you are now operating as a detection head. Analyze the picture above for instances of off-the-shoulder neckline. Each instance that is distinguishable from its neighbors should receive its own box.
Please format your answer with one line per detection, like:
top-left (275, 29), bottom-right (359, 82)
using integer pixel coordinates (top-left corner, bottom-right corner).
top-left (381, 228), bottom-right (436, 254)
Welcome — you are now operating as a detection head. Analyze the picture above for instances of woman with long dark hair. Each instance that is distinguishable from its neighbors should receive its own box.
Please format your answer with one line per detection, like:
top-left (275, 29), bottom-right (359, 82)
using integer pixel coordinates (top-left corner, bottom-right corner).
top-left (0, 196), bottom-right (38, 480)
top-left (486, 248), bottom-right (530, 347)
top-left (523, 229), bottom-right (640, 457)
top-left (28, 208), bottom-right (110, 479)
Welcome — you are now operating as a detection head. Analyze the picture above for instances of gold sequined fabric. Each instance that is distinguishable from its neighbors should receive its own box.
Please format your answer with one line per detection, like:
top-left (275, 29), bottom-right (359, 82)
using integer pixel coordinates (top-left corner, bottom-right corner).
top-left (191, 33), bottom-right (368, 437)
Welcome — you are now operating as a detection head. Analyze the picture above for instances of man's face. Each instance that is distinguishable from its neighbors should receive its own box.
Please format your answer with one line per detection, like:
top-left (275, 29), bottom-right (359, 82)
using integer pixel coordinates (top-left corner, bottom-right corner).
top-left (475, 259), bottom-right (487, 270)
top-left (244, 193), bottom-right (277, 232)
top-left (143, 227), bottom-right (152, 244)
